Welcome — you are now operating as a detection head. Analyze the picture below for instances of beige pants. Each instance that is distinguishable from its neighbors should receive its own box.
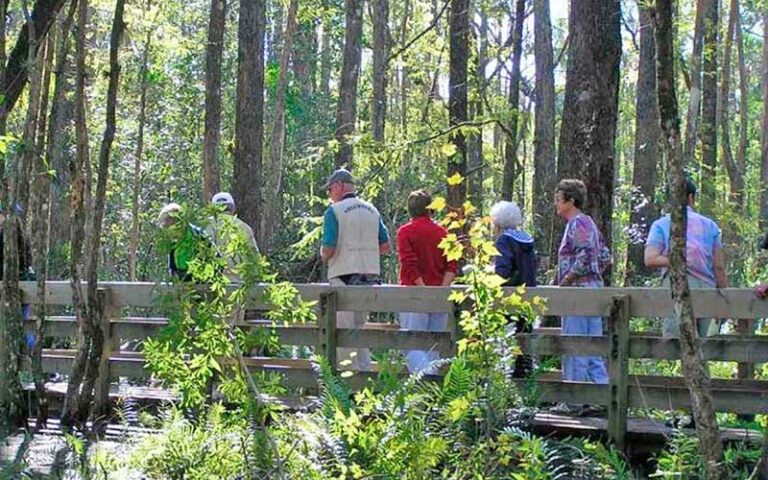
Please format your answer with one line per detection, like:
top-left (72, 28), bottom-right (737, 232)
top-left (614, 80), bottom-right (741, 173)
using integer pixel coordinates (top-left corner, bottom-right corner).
top-left (329, 277), bottom-right (372, 371)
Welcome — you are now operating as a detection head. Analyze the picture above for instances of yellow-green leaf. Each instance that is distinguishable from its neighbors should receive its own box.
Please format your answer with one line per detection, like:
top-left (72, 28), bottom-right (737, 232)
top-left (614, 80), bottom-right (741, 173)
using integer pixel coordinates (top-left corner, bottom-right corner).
top-left (440, 142), bottom-right (458, 157)
top-left (427, 196), bottom-right (447, 212)
top-left (447, 172), bottom-right (464, 186)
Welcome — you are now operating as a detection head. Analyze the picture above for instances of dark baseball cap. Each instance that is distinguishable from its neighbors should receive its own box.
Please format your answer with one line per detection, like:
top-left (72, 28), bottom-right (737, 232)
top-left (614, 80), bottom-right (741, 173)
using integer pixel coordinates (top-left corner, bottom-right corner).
top-left (322, 168), bottom-right (355, 189)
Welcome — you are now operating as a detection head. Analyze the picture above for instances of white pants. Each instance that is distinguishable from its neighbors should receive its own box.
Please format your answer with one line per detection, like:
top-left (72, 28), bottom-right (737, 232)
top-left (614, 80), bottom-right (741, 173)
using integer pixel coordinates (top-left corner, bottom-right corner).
top-left (330, 277), bottom-right (372, 371)
top-left (400, 312), bottom-right (449, 375)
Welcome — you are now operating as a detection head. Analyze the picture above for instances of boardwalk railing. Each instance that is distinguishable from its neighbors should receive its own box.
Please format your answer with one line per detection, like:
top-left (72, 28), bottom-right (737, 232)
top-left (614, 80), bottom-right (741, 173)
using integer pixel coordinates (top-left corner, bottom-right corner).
top-left (19, 281), bottom-right (768, 448)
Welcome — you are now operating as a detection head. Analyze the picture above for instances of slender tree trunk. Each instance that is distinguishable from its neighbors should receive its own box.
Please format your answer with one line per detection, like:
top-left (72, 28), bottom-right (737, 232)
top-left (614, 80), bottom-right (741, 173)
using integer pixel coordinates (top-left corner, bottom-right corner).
top-left (30, 24), bottom-right (60, 429)
top-left (77, 0), bottom-right (124, 424)
top-left (699, 0), bottom-right (718, 211)
top-left (293, 19), bottom-right (315, 99)
top-left (761, 9), bottom-right (768, 229)
top-left (47, 3), bottom-right (76, 279)
top-left (556, 0), bottom-right (621, 279)
top-left (0, 0), bottom-right (26, 432)
top-left (626, 1), bottom-right (661, 284)
top-left (718, 0), bottom-right (742, 207)
top-left (734, 3), bottom-right (747, 177)
top-left (334, 0), bottom-right (364, 168)
top-left (61, 0), bottom-right (92, 429)
top-left (129, 0), bottom-right (152, 282)
top-left (234, 0), bottom-right (265, 233)
top-left (202, 0), bottom-right (226, 201)
top-left (447, 0), bottom-right (469, 209)
top-left (319, 0), bottom-right (332, 97)
top-left (532, 0), bottom-right (556, 271)
top-left (683, 0), bottom-right (705, 166)
top-left (655, 3), bottom-right (724, 478)
top-left (468, 3), bottom-right (486, 207)
top-left (501, 0), bottom-right (524, 202)
top-left (269, 0), bottom-right (283, 64)
top-left (0, 0), bottom-right (7, 133)
top-left (261, 0), bottom-right (298, 252)
top-left (371, 0), bottom-right (389, 144)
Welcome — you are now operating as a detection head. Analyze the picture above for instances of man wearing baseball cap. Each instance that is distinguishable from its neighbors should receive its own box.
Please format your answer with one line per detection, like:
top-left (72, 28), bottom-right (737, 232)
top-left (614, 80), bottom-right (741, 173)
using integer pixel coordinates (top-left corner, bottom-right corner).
top-left (208, 192), bottom-right (259, 282)
top-left (321, 168), bottom-right (390, 371)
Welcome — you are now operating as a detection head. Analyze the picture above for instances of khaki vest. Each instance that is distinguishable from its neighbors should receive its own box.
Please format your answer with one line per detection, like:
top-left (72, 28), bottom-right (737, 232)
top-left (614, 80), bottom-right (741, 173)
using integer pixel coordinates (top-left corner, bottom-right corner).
top-left (327, 197), bottom-right (381, 279)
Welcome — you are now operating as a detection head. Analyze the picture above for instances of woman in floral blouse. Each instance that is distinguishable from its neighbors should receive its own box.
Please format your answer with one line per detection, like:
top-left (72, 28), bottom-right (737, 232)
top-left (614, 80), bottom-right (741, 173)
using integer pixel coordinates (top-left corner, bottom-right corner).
top-left (554, 179), bottom-right (610, 385)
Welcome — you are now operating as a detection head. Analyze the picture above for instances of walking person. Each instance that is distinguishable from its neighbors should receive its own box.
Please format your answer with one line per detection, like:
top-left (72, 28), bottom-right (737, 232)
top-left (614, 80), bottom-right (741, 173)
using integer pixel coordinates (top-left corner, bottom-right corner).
top-left (554, 179), bottom-right (611, 386)
top-left (207, 192), bottom-right (260, 282)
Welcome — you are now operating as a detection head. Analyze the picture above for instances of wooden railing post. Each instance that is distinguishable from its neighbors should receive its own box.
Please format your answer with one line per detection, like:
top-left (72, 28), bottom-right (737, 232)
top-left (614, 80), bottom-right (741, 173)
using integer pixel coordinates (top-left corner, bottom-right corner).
top-left (607, 295), bottom-right (630, 450)
top-left (94, 287), bottom-right (117, 420)
top-left (319, 292), bottom-right (338, 373)
top-left (736, 318), bottom-right (756, 421)
top-left (449, 293), bottom-right (464, 357)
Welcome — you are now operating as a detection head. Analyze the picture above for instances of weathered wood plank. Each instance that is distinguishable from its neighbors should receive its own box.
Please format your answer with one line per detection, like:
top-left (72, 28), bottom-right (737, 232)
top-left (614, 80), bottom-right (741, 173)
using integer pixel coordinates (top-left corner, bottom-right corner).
top-left (607, 295), bottom-right (630, 450)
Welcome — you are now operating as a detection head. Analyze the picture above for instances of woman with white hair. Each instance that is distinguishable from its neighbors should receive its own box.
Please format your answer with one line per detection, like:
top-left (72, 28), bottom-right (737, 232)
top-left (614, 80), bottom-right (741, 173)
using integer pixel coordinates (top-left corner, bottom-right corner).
top-left (489, 201), bottom-right (537, 287)
top-left (490, 200), bottom-right (536, 378)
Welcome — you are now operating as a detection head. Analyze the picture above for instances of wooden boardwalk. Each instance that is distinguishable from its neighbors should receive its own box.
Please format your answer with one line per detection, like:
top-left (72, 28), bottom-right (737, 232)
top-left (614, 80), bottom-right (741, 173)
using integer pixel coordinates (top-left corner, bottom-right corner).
top-left (15, 281), bottom-right (768, 452)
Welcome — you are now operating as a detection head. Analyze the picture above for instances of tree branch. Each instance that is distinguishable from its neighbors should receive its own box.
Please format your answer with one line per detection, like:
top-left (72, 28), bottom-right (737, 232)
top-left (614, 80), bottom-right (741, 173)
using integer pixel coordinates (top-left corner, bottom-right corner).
top-left (387, 0), bottom-right (449, 62)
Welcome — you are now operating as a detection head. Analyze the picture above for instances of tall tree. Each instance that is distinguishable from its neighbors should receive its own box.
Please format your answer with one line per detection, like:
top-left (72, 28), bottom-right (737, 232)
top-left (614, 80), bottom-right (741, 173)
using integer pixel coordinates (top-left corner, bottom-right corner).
top-left (371, 0), bottom-right (389, 143)
top-left (761, 8), bottom-right (768, 228)
top-left (62, 0), bottom-right (125, 427)
top-left (202, 0), bottom-right (226, 201)
top-left (293, 19), bottom-right (316, 98)
top-left (683, 0), bottom-right (706, 167)
top-left (261, 0), bottom-right (299, 252)
top-left (655, 3), bottom-right (724, 477)
top-left (556, 0), bottom-right (621, 268)
top-left (2, 0), bottom-right (67, 116)
top-left (234, 0), bottom-right (265, 233)
top-left (626, 0), bottom-right (661, 284)
top-left (718, 0), bottom-right (743, 206)
top-left (47, 4), bottom-right (77, 279)
top-left (319, 0), bottom-right (332, 97)
top-left (501, 0), bottom-right (525, 201)
top-left (532, 0), bottom-right (556, 268)
top-left (467, 3), bottom-right (486, 206)
top-left (699, 0), bottom-right (718, 210)
top-left (734, 1), bottom-right (748, 177)
top-left (448, 0), bottom-right (469, 209)
top-left (129, 0), bottom-right (153, 282)
top-left (334, 0), bottom-right (364, 168)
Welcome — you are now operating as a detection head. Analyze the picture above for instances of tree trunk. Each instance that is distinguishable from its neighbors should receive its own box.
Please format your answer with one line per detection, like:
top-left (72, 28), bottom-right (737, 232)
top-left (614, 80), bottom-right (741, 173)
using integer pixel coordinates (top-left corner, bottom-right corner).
top-left (260, 0), bottom-right (298, 252)
top-left (532, 0), bottom-right (556, 272)
top-left (447, 0), bottom-right (469, 209)
top-left (129, 0), bottom-right (152, 282)
top-left (234, 0), bottom-right (265, 234)
top-left (655, 3), bottom-right (724, 478)
top-left (734, 2), bottom-right (747, 177)
top-left (501, 0), bottom-right (524, 202)
top-left (468, 3), bottom-right (486, 207)
top-left (718, 0), bottom-right (742, 207)
top-left (334, 0), bottom-right (364, 168)
top-left (762, 6), bottom-right (768, 230)
top-left (47, 3), bottom-right (76, 279)
top-left (625, 1), bottom-right (661, 285)
top-left (2, 0), bottom-right (67, 116)
top-left (699, 0), bottom-right (718, 211)
top-left (202, 0), bottom-right (226, 201)
top-left (0, 0), bottom-right (7, 133)
top-left (319, 0), bottom-right (332, 97)
top-left (683, 0), bottom-right (705, 169)
top-left (556, 0), bottom-right (621, 279)
top-left (30, 19), bottom-right (61, 429)
top-left (371, 0), bottom-right (389, 144)
top-left (293, 19), bottom-right (315, 99)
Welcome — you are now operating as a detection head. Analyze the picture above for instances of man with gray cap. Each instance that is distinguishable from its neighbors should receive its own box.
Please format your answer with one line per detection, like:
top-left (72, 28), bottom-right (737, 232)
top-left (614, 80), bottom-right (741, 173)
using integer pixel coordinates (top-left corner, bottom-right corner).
top-left (321, 168), bottom-right (390, 371)
top-left (207, 192), bottom-right (259, 282)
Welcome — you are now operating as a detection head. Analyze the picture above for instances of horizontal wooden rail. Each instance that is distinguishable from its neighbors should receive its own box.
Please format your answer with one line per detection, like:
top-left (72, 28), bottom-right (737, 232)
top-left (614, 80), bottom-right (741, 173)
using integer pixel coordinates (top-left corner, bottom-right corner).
top-left (18, 281), bottom-right (768, 318)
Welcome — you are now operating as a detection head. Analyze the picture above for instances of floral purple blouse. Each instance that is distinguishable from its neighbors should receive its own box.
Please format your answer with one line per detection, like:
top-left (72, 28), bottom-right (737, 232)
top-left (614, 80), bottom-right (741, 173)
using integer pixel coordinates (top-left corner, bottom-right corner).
top-left (557, 213), bottom-right (612, 287)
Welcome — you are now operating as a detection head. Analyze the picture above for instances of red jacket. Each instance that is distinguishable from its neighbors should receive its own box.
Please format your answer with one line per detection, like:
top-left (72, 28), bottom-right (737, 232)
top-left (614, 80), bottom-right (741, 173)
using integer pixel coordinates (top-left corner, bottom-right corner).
top-left (396, 216), bottom-right (457, 286)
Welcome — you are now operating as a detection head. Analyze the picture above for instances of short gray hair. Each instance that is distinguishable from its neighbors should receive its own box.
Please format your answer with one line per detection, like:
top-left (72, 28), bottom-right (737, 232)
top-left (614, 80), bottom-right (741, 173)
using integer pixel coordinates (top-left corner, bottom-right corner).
top-left (490, 201), bottom-right (522, 229)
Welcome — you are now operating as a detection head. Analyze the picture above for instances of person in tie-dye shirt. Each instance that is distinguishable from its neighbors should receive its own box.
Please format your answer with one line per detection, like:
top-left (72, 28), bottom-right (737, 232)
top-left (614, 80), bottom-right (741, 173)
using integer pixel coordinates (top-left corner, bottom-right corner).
top-left (554, 179), bottom-right (610, 386)
top-left (644, 177), bottom-right (728, 337)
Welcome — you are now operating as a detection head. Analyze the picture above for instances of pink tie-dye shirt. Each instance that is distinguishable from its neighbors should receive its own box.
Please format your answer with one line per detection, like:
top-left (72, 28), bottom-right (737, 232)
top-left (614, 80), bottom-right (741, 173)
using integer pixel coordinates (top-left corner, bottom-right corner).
top-left (557, 213), bottom-right (612, 287)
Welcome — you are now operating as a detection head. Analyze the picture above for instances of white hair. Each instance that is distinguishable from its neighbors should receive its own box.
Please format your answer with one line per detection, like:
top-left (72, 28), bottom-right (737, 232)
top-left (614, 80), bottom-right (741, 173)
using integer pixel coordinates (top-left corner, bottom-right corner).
top-left (158, 203), bottom-right (182, 227)
top-left (490, 201), bottom-right (522, 229)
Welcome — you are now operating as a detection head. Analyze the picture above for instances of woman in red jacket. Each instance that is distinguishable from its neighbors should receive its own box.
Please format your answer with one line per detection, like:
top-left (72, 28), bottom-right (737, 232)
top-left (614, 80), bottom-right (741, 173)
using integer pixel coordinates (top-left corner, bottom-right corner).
top-left (397, 190), bottom-right (457, 374)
